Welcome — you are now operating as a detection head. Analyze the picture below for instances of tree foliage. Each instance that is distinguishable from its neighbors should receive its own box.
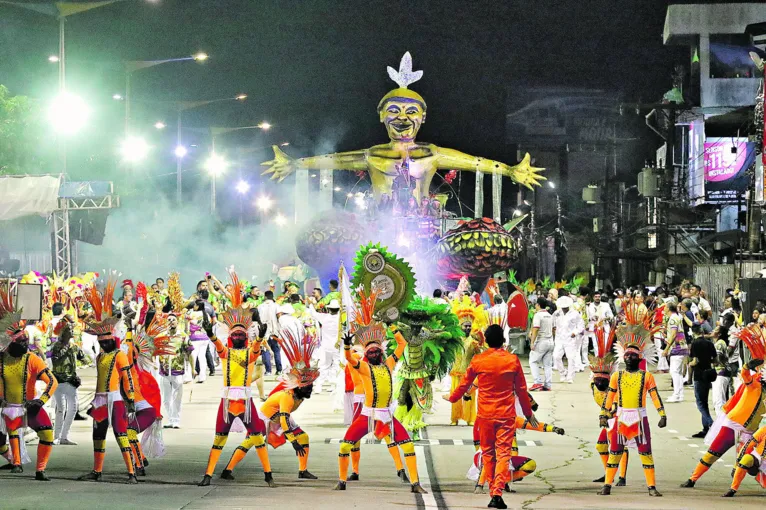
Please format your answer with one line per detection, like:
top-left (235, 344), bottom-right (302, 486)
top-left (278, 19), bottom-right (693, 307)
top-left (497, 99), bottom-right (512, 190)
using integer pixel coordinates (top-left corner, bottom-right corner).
top-left (0, 85), bottom-right (51, 176)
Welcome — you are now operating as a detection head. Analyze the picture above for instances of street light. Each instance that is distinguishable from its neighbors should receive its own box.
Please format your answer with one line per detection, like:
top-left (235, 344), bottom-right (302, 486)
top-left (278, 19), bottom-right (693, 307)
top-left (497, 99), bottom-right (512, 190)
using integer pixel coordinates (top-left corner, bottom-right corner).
top-left (154, 121), bottom-right (166, 130)
top-left (112, 93), bottom-right (123, 100)
top-left (257, 122), bottom-right (271, 131)
top-left (205, 153), bottom-right (228, 213)
top-left (548, 181), bottom-right (556, 189)
top-left (193, 52), bottom-right (209, 61)
top-left (256, 195), bottom-right (274, 212)
top-left (236, 180), bottom-right (250, 195)
top-left (48, 55), bottom-right (59, 63)
top-left (49, 92), bottom-right (89, 135)
top-left (274, 214), bottom-right (287, 226)
top-left (174, 145), bottom-right (188, 158)
top-left (235, 94), bottom-right (248, 101)
top-left (120, 136), bottom-right (150, 163)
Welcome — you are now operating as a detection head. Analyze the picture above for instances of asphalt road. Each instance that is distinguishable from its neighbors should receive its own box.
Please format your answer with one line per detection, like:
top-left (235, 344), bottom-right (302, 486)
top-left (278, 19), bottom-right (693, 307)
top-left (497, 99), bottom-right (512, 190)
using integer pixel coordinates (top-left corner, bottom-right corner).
top-left (2, 361), bottom-right (765, 510)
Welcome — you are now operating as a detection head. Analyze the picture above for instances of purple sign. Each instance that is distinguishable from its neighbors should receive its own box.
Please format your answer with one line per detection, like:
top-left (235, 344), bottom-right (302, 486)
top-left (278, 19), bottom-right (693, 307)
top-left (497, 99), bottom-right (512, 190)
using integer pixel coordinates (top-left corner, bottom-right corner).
top-left (703, 138), bottom-right (754, 203)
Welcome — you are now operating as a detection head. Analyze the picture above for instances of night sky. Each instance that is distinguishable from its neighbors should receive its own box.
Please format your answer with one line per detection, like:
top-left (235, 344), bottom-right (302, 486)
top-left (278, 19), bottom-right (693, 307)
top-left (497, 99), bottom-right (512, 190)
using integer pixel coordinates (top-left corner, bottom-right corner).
top-left (0, 0), bottom-right (712, 209)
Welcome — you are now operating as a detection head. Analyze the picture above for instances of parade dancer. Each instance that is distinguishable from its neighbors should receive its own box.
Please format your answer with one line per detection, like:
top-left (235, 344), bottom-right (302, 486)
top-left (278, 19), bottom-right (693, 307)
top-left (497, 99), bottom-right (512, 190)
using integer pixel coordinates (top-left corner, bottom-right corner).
top-left (123, 313), bottom-right (172, 475)
top-left (0, 286), bottom-right (58, 481)
top-left (334, 288), bottom-right (427, 494)
top-left (449, 296), bottom-right (487, 425)
top-left (224, 328), bottom-right (319, 481)
top-left (159, 313), bottom-right (194, 428)
top-left (598, 304), bottom-right (666, 497)
top-left (681, 324), bottom-right (766, 489)
top-left (724, 421), bottom-right (766, 497)
top-left (447, 324), bottom-right (536, 510)
top-left (198, 272), bottom-right (273, 487)
top-left (78, 281), bottom-right (138, 484)
top-left (346, 344), bottom-right (407, 482)
top-left (588, 326), bottom-right (629, 484)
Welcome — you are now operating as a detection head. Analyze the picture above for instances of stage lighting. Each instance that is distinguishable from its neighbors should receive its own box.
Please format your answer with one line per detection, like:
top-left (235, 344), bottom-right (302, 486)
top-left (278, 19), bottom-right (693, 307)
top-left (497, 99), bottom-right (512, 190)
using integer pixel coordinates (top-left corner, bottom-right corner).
top-left (49, 92), bottom-right (90, 135)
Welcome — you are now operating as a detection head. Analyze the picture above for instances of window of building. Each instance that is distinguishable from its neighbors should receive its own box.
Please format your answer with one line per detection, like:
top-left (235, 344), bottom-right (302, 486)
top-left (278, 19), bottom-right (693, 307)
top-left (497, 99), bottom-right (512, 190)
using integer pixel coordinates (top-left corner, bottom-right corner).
top-left (709, 34), bottom-right (761, 79)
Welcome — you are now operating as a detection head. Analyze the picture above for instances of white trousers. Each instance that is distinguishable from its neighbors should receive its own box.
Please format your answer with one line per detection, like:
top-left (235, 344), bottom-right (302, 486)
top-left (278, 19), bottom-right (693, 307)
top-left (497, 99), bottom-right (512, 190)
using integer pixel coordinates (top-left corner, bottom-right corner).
top-left (656, 337), bottom-right (669, 371)
top-left (712, 375), bottom-right (731, 418)
top-left (575, 334), bottom-right (587, 369)
top-left (160, 375), bottom-right (184, 426)
top-left (81, 332), bottom-right (99, 364)
top-left (191, 340), bottom-right (211, 382)
top-left (314, 349), bottom-right (340, 393)
top-left (530, 339), bottom-right (554, 387)
top-left (669, 355), bottom-right (685, 400)
top-left (53, 382), bottom-right (78, 441)
top-left (553, 341), bottom-right (577, 382)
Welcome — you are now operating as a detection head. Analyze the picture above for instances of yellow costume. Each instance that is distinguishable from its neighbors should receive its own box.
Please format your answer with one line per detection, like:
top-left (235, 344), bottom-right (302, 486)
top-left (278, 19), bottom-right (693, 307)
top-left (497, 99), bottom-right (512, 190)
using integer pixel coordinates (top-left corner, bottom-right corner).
top-left (450, 297), bottom-right (487, 426)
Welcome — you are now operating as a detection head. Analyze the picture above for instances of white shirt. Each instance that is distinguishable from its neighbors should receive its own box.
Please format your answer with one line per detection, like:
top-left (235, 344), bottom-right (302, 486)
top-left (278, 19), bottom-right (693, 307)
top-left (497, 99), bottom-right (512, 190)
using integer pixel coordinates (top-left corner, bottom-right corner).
top-left (697, 296), bottom-right (712, 313)
top-left (257, 300), bottom-right (280, 339)
top-left (586, 302), bottom-right (614, 331)
top-left (432, 298), bottom-right (448, 305)
top-left (488, 303), bottom-right (508, 329)
top-left (554, 309), bottom-right (585, 344)
top-left (315, 312), bottom-right (340, 352)
top-left (278, 313), bottom-right (306, 341)
top-left (531, 310), bottom-right (554, 341)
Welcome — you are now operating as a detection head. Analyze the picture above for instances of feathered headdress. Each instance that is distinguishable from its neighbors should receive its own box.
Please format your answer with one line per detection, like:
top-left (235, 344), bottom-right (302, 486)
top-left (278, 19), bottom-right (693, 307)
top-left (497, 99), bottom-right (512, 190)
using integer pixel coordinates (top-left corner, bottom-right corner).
top-left (167, 272), bottom-right (185, 315)
top-left (83, 278), bottom-right (122, 344)
top-left (736, 324), bottom-right (766, 362)
top-left (217, 268), bottom-right (257, 346)
top-left (132, 314), bottom-right (174, 372)
top-left (278, 328), bottom-right (319, 389)
top-left (589, 325), bottom-right (617, 376)
top-left (614, 304), bottom-right (661, 364)
top-left (0, 283), bottom-right (26, 351)
top-left (351, 285), bottom-right (387, 351)
top-left (450, 295), bottom-right (488, 337)
top-left (378, 51), bottom-right (426, 113)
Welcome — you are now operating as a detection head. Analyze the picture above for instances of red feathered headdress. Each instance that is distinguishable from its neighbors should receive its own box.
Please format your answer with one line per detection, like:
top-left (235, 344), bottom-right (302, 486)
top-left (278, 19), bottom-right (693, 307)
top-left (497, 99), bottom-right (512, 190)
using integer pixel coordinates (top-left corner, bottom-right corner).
top-left (84, 278), bottom-right (122, 348)
top-left (588, 324), bottom-right (617, 376)
top-left (278, 328), bottom-right (319, 388)
top-left (0, 283), bottom-right (26, 351)
top-left (350, 285), bottom-right (386, 351)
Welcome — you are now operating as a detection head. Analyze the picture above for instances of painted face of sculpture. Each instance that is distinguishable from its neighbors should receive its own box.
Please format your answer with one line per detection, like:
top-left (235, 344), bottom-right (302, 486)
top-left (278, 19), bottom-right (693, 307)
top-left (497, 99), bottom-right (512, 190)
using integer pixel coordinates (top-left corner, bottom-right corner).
top-left (380, 99), bottom-right (425, 143)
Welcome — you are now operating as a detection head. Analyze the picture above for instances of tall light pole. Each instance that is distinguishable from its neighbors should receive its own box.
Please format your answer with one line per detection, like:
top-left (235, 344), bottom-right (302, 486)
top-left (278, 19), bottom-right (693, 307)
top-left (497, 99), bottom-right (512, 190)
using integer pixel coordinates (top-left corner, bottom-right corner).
top-left (124, 52), bottom-right (209, 137)
top-left (205, 153), bottom-right (228, 214)
top-left (173, 95), bottom-right (246, 205)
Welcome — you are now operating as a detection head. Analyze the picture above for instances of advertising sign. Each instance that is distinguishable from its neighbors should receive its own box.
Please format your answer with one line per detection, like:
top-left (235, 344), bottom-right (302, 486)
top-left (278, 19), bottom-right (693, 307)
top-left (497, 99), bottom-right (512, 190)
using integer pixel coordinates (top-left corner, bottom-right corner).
top-left (703, 137), bottom-right (754, 203)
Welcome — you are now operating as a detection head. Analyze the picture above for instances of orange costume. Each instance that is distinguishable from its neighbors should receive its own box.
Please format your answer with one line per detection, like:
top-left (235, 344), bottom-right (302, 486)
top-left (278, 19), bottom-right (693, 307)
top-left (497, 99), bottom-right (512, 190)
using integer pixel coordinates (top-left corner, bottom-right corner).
top-left (682, 325), bottom-right (766, 489)
top-left (335, 287), bottom-right (425, 493)
top-left (199, 271), bottom-right (272, 487)
top-left (726, 424), bottom-right (766, 496)
top-left (0, 345), bottom-right (58, 478)
top-left (346, 349), bottom-right (406, 481)
top-left (449, 347), bottom-right (534, 498)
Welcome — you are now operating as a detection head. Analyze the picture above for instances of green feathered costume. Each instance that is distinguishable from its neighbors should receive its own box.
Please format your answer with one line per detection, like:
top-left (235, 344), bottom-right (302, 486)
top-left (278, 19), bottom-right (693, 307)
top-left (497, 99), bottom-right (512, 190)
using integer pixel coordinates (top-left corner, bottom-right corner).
top-left (387, 296), bottom-right (464, 439)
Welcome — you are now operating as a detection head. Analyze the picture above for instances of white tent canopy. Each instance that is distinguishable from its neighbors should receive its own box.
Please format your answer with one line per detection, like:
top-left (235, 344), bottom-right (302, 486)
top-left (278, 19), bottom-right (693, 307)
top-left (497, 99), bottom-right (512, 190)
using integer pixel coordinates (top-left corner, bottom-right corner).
top-left (0, 175), bottom-right (61, 221)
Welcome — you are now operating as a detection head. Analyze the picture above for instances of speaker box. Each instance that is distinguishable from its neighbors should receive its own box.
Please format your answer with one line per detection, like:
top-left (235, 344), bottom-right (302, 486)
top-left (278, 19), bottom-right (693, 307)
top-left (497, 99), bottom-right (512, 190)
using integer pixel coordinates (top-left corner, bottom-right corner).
top-left (70, 210), bottom-right (109, 246)
top-left (738, 278), bottom-right (766, 316)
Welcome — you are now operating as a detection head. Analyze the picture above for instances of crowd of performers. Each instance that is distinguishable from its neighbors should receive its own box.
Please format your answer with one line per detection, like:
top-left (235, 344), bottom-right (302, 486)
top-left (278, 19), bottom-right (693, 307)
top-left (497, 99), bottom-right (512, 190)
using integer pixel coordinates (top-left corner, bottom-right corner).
top-left (1, 270), bottom-right (766, 509)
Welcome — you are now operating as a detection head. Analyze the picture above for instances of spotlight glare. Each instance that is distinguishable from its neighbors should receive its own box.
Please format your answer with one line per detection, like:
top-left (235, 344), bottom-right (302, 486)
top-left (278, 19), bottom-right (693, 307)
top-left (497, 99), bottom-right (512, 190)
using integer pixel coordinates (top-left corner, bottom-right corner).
top-left (48, 55), bottom-right (59, 63)
top-left (120, 136), bottom-right (150, 163)
top-left (256, 195), bottom-right (274, 212)
top-left (49, 92), bottom-right (90, 135)
top-left (174, 145), bottom-right (188, 158)
top-left (205, 152), bottom-right (228, 176)
top-left (274, 213), bottom-right (287, 226)
top-left (154, 121), bottom-right (166, 130)
top-left (236, 180), bottom-right (250, 195)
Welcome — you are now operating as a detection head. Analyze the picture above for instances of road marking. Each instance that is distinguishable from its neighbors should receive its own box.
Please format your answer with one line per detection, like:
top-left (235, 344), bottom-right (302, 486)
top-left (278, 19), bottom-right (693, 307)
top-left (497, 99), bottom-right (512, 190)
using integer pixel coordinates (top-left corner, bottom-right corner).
top-left (667, 429), bottom-right (679, 433)
top-left (415, 445), bottom-right (440, 509)
top-left (677, 436), bottom-right (688, 441)
top-left (323, 438), bottom-right (543, 447)
top-left (688, 444), bottom-right (699, 448)
top-left (725, 464), bottom-right (733, 467)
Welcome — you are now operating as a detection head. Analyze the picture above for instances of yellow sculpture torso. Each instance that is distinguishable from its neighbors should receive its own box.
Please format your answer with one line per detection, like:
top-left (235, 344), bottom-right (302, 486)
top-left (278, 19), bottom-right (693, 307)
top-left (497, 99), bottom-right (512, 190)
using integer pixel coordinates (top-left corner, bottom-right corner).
top-left (367, 143), bottom-right (438, 202)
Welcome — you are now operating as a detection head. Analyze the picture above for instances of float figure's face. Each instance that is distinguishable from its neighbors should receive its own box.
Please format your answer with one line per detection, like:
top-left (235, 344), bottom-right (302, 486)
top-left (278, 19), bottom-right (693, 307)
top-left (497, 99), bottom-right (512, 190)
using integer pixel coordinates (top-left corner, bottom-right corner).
top-left (380, 100), bottom-right (425, 142)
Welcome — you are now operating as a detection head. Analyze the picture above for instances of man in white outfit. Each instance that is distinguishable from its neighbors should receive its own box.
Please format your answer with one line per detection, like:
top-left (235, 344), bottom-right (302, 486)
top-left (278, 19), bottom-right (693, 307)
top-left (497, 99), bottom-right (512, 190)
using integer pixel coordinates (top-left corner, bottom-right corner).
top-left (159, 314), bottom-right (194, 429)
top-left (277, 303), bottom-right (305, 372)
top-left (586, 291), bottom-right (614, 367)
top-left (313, 300), bottom-right (341, 394)
top-left (488, 295), bottom-right (509, 342)
top-left (553, 296), bottom-right (584, 384)
top-left (258, 291), bottom-right (282, 374)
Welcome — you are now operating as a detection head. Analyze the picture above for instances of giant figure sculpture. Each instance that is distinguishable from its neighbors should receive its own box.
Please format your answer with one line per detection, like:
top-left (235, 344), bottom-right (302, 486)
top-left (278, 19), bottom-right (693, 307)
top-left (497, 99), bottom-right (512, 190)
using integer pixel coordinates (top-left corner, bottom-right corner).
top-left (262, 52), bottom-right (544, 204)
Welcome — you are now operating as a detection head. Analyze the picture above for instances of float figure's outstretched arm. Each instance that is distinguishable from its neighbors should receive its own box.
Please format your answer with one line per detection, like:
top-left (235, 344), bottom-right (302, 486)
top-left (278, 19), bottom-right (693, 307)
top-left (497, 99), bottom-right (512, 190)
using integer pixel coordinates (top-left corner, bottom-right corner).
top-left (262, 145), bottom-right (368, 182)
top-left (435, 147), bottom-right (545, 189)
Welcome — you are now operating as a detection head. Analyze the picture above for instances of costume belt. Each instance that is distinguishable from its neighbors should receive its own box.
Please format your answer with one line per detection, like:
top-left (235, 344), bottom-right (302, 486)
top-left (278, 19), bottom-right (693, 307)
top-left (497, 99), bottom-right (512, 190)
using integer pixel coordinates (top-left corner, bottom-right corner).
top-left (352, 394), bottom-right (365, 404)
top-left (135, 399), bottom-right (152, 412)
top-left (0, 403), bottom-right (26, 434)
top-left (704, 414), bottom-right (753, 447)
top-left (220, 386), bottom-right (252, 424)
top-left (91, 391), bottom-right (122, 424)
top-left (615, 407), bottom-right (647, 444)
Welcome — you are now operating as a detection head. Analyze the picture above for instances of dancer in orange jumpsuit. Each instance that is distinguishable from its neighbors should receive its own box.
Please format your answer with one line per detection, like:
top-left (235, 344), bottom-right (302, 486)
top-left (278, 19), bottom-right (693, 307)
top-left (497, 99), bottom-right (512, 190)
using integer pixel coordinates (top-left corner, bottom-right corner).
top-left (448, 324), bottom-right (536, 510)
top-left (0, 285), bottom-right (58, 481)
